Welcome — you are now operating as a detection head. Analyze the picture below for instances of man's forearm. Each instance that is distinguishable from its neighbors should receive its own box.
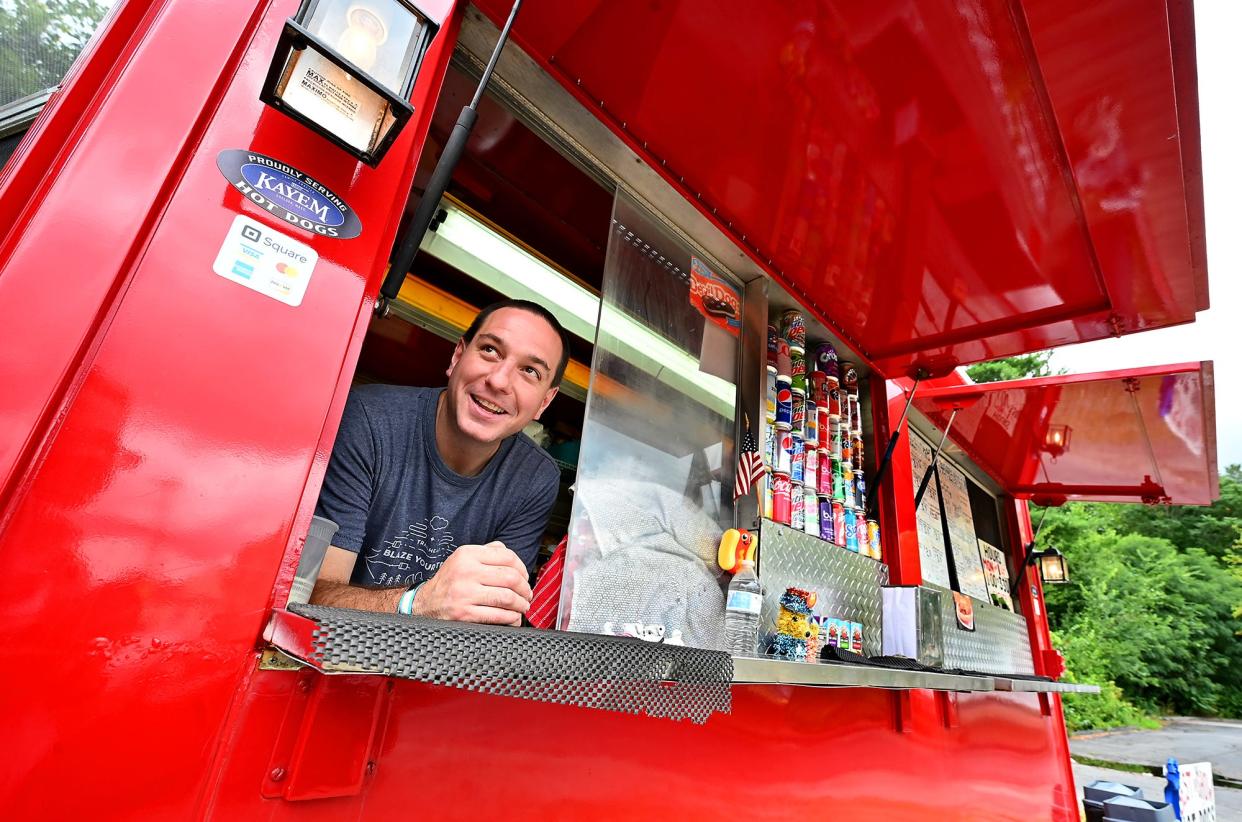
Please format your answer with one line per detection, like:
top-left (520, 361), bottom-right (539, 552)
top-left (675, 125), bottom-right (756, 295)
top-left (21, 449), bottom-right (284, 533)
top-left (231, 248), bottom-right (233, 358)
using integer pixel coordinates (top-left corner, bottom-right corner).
top-left (309, 580), bottom-right (404, 613)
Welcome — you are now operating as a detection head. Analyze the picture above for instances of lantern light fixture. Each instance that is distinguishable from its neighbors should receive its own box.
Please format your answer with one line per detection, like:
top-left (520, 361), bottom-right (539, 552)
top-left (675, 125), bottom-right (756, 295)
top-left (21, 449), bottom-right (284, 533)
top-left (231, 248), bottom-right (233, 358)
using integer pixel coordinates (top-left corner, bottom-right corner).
top-left (1034, 546), bottom-right (1069, 585)
top-left (260, 0), bottom-right (436, 166)
top-left (1043, 423), bottom-right (1071, 459)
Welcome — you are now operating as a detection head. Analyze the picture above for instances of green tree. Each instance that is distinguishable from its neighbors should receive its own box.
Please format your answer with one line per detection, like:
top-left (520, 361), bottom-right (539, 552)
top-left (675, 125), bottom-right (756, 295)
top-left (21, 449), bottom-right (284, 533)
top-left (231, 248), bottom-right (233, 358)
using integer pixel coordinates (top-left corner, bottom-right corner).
top-left (965, 351), bottom-right (1055, 384)
top-left (1040, 502), bottom-right (1242, 722)
top-left (0, 0), bottom-right (114, 108)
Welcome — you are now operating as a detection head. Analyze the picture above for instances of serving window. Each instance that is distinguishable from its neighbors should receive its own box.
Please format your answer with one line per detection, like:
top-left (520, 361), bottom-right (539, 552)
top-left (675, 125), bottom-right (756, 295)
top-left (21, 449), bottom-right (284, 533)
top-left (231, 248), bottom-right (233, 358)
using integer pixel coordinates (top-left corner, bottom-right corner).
top-left (271, 39), bottom-right (1054, 701)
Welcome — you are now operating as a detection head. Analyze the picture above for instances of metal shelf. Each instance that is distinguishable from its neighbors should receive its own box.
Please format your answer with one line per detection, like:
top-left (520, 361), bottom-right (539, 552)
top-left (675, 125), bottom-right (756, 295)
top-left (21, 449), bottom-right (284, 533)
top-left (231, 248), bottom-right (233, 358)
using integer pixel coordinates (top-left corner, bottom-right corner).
top-left (993, 677), bottom-right (1100, 694)
top-left (731, 656), bottom-right (996, 692)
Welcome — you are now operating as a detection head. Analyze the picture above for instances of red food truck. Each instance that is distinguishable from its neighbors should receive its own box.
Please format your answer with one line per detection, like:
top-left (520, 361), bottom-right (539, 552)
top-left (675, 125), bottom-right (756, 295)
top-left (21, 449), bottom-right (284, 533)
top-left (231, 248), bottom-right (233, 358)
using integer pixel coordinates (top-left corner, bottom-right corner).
top-left (0, 0), bottom-right (1218, 819)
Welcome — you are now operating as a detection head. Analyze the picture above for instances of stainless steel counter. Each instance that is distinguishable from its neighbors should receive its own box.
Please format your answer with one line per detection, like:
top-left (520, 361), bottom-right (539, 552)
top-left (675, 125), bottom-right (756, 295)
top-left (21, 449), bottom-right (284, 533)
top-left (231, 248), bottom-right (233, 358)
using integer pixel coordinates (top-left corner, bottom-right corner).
top-left (732, 656), bottom-right (1101, 694)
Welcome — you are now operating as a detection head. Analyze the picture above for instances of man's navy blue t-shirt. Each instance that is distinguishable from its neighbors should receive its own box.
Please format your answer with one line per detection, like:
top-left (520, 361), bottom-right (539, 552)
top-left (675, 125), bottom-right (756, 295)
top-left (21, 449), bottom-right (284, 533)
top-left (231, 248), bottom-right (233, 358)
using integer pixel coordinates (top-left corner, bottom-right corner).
top-left (314, 385), bottom-right (560, 588)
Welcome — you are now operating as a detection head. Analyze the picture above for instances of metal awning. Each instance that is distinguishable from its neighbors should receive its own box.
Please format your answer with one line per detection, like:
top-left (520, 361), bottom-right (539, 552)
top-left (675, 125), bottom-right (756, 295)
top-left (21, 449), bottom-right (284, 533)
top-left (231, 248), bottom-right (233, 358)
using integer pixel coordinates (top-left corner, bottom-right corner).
top-left (474, 0), bottom-right (1206, 378)
top-left (912, 363), bottom-right (1218, 505)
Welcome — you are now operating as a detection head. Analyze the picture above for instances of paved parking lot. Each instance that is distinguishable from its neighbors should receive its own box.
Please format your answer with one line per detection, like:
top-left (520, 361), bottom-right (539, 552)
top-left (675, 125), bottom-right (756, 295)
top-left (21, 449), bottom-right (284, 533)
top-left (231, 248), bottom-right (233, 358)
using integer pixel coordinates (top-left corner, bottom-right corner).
top-left (1070, 718), bottom-right (1242, 819)
top-left (1071, 717), bottom-right (1242, 783)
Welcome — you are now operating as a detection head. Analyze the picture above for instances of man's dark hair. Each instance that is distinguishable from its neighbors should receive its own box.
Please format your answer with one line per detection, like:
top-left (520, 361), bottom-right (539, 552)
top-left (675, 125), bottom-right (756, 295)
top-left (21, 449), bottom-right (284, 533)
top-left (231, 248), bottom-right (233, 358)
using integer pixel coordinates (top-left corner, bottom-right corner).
top-left (461, 299), bottom-right (571, 387)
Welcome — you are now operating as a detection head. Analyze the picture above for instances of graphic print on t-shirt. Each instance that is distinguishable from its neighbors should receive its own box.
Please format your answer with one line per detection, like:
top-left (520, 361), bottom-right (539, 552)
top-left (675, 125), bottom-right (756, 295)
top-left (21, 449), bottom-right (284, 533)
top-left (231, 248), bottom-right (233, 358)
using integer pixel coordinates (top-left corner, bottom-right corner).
top-left (364, 515), bottom-right (457, 587)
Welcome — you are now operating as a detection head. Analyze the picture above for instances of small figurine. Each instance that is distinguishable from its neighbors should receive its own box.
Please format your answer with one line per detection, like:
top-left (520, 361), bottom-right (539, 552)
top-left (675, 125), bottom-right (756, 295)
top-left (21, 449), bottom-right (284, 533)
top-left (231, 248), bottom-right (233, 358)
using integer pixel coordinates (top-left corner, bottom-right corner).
top-left (769, 587), bottom-right (819, 661)
top-left (716, 528), bottom-right (756, 573)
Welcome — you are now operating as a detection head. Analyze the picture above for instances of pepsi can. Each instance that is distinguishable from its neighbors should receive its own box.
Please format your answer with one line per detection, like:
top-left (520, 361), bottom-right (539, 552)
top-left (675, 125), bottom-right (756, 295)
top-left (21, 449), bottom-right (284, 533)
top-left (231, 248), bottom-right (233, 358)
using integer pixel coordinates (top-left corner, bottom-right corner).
top-left (775, 378), bottom-right (793, 427)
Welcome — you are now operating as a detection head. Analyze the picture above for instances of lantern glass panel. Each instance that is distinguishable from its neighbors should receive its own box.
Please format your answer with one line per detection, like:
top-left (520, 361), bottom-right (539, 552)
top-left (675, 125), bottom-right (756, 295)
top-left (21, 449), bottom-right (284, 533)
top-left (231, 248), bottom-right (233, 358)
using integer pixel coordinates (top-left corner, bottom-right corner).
top-left (1039, 552), bottom-right (1067, 584)
top-left (273, 47), bottom-right (393, 152)
top-left (304, 0), bottom-right (427, 95)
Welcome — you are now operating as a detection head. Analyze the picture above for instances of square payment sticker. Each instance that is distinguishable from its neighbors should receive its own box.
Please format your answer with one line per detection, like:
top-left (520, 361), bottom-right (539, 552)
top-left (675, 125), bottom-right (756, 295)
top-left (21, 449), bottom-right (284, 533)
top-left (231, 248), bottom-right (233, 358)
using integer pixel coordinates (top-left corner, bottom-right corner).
top-left (212, 214), bottom-right (318, 306)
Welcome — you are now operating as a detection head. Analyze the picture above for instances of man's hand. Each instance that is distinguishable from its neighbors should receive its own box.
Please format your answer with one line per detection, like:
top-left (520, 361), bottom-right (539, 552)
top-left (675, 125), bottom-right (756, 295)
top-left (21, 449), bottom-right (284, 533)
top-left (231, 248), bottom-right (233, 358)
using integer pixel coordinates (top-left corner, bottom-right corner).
top-left (413, 541), bottom-right (532, 625)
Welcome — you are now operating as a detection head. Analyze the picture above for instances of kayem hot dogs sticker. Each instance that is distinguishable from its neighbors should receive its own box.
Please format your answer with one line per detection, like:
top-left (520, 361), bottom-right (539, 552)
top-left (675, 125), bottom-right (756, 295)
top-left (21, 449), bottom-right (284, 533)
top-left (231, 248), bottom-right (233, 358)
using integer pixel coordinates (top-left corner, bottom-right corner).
top-left (689, 256), bottom-right (741, 337)
top-left (212, 215), bottom-right (318, 306)
top-left (217, 149), bottom-right (362, 239)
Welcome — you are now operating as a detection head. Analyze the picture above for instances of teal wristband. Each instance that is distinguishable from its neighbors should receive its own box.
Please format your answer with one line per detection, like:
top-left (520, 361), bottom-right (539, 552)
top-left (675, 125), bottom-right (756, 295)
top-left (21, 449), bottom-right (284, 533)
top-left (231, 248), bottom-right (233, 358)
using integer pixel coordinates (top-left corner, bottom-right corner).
top-left (397, 583), bottom-right (423, 617)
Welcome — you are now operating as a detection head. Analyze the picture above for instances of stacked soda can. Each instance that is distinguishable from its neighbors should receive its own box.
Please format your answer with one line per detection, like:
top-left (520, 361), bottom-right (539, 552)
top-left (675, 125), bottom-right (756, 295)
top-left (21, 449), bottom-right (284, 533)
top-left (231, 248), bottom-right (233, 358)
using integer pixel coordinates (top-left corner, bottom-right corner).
top-left (768, 311), bottom-right (804, 528)
top-left (761, 316), bottom-right (881, 563)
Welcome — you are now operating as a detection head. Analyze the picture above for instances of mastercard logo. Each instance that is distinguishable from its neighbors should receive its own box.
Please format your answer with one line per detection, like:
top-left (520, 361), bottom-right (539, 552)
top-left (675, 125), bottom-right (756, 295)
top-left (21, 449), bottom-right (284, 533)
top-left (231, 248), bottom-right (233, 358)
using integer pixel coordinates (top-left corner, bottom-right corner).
top-left (276, 262), bottom-right (300, 277)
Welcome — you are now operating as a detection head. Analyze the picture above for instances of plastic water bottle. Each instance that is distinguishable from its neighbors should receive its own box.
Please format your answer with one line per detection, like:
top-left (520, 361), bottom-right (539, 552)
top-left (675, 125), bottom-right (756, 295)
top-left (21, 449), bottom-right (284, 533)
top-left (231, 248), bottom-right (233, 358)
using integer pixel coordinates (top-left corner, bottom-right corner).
top-left (724, 558), bottom-right (764, 656)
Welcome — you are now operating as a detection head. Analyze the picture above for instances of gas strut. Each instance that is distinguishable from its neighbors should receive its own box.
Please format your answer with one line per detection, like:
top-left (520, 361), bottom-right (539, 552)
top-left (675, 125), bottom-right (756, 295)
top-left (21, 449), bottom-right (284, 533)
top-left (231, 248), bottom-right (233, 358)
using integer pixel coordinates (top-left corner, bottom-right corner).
top-left (913, 406), bottom-right (960, 510)
top-left (864, 374), bottom-right (923, 519)
top-left (375, 0), bottom-right (524, 317)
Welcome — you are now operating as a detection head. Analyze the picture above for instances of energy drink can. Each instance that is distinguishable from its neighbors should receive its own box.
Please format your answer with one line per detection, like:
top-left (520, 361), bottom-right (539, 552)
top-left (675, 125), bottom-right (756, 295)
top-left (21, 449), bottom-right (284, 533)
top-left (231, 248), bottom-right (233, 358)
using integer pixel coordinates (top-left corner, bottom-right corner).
top-left (805, 398), bottom-right (818, 445)
top-left (775, 378), bottom-right (793, 427)
top-left (832, 502), bottom-right (846, 547)
top-left (804, 447), bottom-right (818, 494)
top-left (791, 482), bottom-right (805, 531)
top-left (780, 309), bottom-right (806, 349)
top-left (790, 347), bottom-right (807, 395)
top-left (803, 487), bottom-right (820, 536)
top-left (774, 430), bottom-right (793, 475)
top-left (817, 451), bottom-right (832, 495)
top-left (867, 519), bottom-right (882, 560)
top-left (764, 370), bottom-right (777, 423)
top-left (791, 392), bottom-right (805, 436)
top-left (790, 436), bottom-right (805, 484)
top-left (819, 498), bottom-right (835, 542)
top-left (772, 473), bottom-right (792, 525)
top-left (844, 506), bottom-right (858, 552)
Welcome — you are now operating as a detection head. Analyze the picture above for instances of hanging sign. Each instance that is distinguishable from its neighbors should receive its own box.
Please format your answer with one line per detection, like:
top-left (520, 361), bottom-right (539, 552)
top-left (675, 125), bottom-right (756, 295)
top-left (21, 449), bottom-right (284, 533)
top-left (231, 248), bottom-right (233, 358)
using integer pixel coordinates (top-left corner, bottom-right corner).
top-left (217, 149), bottom-right (362, 239)
top-left (689, 257), bottom-right (741, 337)
top-left (979, 539), bottom-right (1014, 611)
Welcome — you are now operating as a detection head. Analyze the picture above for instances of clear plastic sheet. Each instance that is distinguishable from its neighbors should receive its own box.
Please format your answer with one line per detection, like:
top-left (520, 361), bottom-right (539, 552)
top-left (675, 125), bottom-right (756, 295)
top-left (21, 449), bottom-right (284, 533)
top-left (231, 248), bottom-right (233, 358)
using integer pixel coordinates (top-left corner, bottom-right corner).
top-left (558, 193), bottom-right (741, 651)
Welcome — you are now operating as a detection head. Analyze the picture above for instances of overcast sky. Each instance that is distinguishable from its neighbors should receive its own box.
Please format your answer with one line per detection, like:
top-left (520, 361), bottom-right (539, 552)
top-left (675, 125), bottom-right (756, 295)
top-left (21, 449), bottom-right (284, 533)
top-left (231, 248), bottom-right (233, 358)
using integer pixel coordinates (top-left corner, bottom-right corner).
top-left (1045, 0), bottom-right (1239, 470)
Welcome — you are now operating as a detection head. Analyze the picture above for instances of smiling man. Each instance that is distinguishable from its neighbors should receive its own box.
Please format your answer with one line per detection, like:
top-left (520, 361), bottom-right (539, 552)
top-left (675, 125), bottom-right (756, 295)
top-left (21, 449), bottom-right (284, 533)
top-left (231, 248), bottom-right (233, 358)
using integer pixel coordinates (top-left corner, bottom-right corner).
top-left (310, 300), bottom-right (567, 625)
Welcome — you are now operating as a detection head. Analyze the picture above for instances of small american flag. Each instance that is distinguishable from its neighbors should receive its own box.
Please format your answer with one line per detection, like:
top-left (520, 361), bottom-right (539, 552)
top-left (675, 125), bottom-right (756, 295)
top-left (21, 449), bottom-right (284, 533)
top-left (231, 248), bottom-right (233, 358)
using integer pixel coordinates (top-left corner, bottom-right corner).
top-left (734, 417), bottom-right (766, 500)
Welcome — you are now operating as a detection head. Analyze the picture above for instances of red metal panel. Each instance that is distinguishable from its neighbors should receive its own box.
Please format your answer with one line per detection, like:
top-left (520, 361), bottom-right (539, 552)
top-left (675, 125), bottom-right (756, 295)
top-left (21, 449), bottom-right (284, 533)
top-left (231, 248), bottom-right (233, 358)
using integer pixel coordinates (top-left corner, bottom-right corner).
top-left (472, 0), bottom-right (1204, 377)
top-left (202, 672), bottom-right (1078, 821)
top-left (0, 0), bottom-right (460, 815)
top-left (913, 362), bottom-right (1219, 505)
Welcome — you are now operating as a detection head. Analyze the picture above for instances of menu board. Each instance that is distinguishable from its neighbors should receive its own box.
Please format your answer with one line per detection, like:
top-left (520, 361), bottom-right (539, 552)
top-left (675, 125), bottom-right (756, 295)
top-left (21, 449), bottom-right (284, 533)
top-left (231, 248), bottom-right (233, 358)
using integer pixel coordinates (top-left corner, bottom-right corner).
top-left (910, 433), bottom-right (951, 588)
top-left (937, 459), bottom-right (989, 601)
top-left (979, 539), bottom-right (1014, 611)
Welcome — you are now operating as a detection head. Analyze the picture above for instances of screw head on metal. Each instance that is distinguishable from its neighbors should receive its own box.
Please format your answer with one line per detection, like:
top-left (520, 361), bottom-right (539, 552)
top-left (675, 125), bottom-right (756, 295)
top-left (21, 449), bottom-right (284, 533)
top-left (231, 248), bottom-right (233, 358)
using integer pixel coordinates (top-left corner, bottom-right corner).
top-left (270, 767), bottom-right (286, 782)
